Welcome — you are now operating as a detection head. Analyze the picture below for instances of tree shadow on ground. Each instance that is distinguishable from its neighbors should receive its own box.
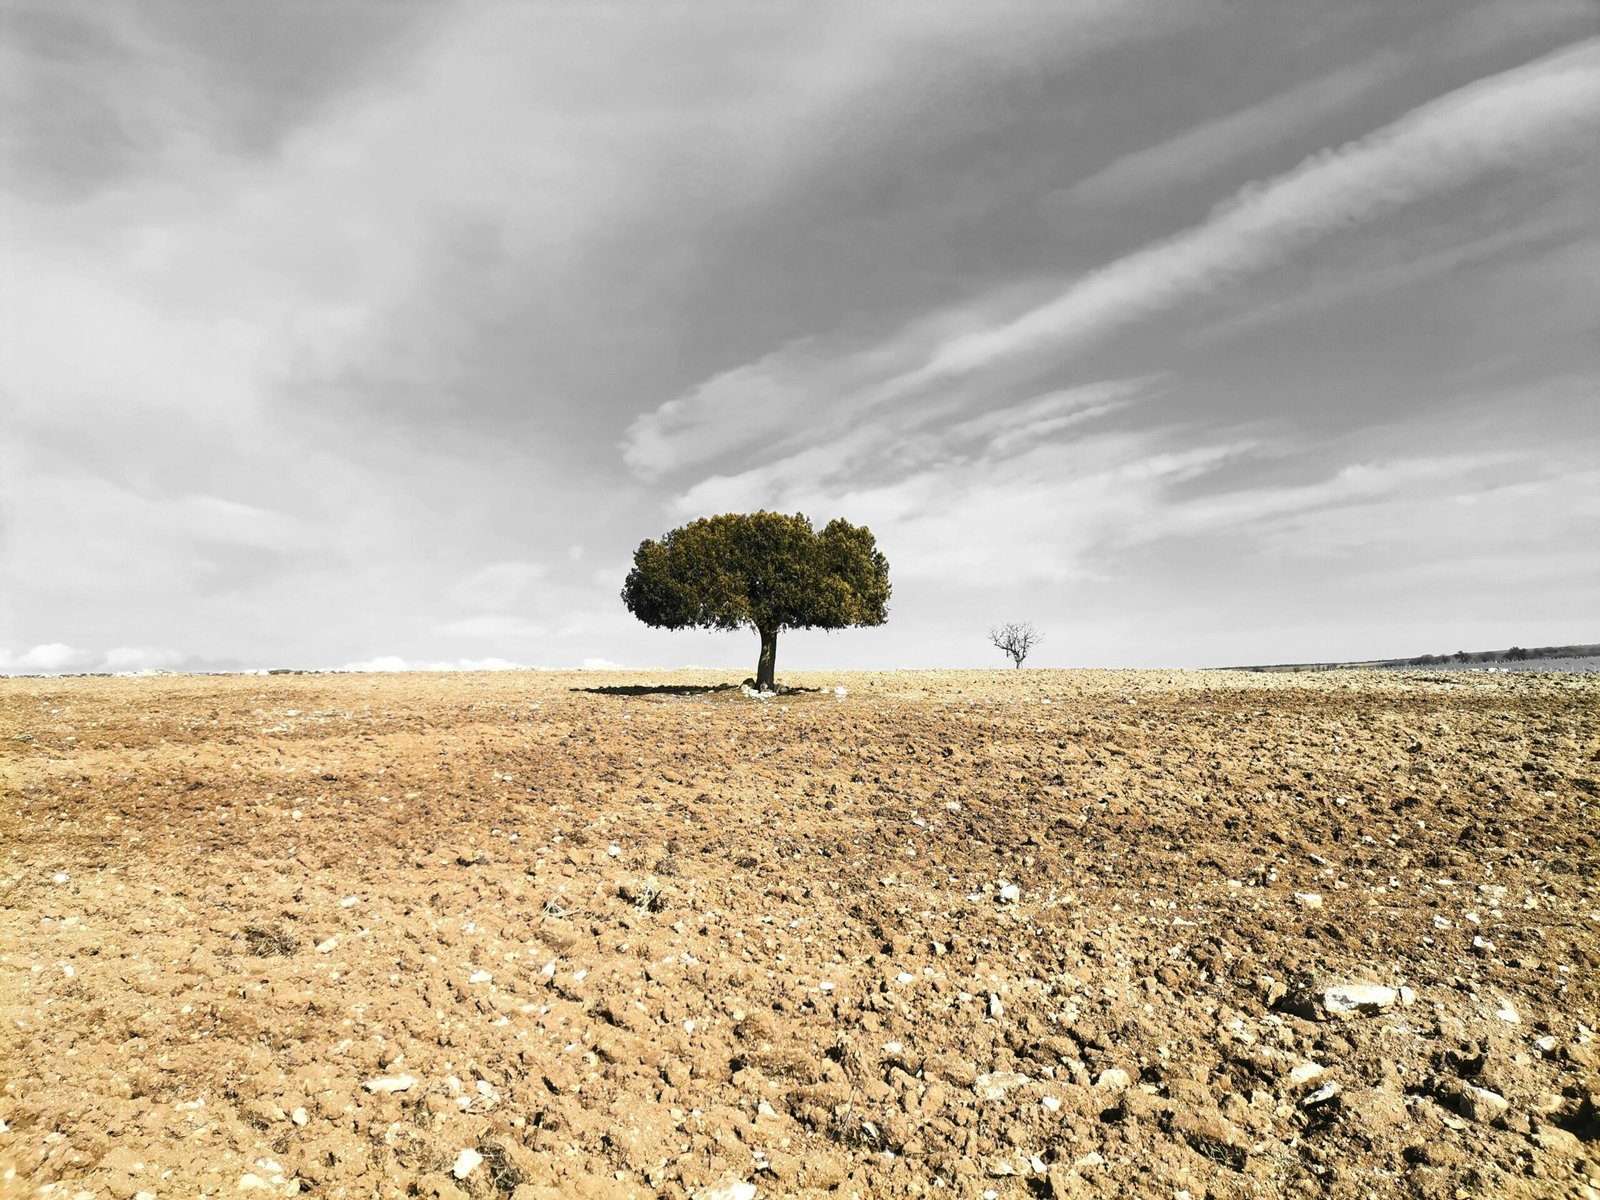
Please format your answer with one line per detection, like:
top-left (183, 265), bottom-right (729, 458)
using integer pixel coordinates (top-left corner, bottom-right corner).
top-left (570, 681), bottom-right (829, 698)
top-left (570, 682), bottom-right (742, 697)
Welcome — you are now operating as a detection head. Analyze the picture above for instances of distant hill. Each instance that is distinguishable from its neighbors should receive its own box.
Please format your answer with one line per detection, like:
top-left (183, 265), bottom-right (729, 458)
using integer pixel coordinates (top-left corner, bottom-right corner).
top-left (1222, 642), bottom-right (1600, 673)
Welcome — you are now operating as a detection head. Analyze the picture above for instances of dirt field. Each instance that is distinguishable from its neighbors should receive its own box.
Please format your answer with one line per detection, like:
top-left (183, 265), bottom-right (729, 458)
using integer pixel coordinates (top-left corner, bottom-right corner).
top-left (2, 668), bottom-right (1597, 1200)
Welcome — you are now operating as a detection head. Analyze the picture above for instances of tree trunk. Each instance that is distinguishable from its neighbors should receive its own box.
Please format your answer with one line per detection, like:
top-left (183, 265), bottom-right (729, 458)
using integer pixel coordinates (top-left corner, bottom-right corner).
top-left (755, 626), bottom-right (778, 691)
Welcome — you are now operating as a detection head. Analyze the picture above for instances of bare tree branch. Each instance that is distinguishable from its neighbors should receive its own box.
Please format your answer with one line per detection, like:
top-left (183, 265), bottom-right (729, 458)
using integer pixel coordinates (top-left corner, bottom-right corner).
top-left (989, 622), bottom-right (1042, 668)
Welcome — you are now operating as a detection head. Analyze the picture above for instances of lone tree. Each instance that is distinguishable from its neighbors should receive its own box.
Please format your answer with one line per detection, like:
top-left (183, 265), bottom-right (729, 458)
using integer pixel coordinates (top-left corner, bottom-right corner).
top-left (990, 621), bottom-right (1042, 668)
top-left (622, 511), bottom-right (890, 691)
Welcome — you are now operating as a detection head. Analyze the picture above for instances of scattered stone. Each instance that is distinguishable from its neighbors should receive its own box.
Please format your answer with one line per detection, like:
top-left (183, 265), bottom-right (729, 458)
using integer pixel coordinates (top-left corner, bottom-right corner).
top-left (988, 993), bottom-right (1004, 1018)
top-left (314, 937), bottom-right (338, 954)
top-left (974, 1071), bottom-right (1030, 1101)
top-left (363, 1075), bottom-right (417, 1094)
top-left (1321, 983), bottom-right (1397, 1017)
top-left (1041, 1095), bottom-right (1061, 1112)
top-left (997, 883), bottom-right (1021, 903)
top-left (1460, 1085), bottom-right (1510, 1124)
top-left (1494, 998), bottom-right (1521, 1025)
top-left (1094, 1068), bottom-right (1131, 1091)
top-left (693, 1183), bottom-right (756, 1200)
top-left (1302, 1082), bottom-right (1340, 1107)
top-left (452, 1148), bottom-right (482, 1179)
top-left (1288, 1061), bottom-right (1327, 1087)
top-left (291, 1107), bottom-right (308, 1126)
top-left (467, 970), bottom-right (492, 985)
top-left (1294, 892), bottom-right (1323, 910)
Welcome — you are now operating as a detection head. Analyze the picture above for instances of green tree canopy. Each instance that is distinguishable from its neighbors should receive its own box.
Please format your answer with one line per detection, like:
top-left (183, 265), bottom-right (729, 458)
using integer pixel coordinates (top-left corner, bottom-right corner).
top-left (621, 511), bottom-right (890, 690)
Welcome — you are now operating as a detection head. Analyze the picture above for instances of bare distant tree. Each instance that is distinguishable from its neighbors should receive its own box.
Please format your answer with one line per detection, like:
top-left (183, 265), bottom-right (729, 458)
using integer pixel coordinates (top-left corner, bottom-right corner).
top-left (989, 622), bottom-right (1042, 668)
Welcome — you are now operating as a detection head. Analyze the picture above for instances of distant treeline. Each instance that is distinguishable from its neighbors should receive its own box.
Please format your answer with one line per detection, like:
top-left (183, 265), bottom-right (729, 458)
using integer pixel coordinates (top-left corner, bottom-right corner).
top-left (1379, 643), bottom-right (1600, 667)
top-left (1227, 643), bottom-right (1600, 673)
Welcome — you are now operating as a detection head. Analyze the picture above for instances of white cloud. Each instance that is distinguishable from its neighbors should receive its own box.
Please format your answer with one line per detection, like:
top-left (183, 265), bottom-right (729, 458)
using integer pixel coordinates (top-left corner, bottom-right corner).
top-left (1056, 0), bottom-right (1582, 210)
top-left (3, 644), bottom-right (91, 673)
top-left (627, 40), bottom-right (1599, 487)
top-left (1060, 57), bottom-right (1397, 210)
top-left (337, 656), bottom-right (526, 673)
top-left (1195, 460), bottom-right (1600, 562)
top-left (102, 646), bottom-right (184, 672)
top-left (908, 38), bottom-right (1600, 385)
top-left (621, 319), bottom-right (960, 479)
top-left (674, 420), bottom-right (1254, 584)
top-left (667, 377), bottom-right (1154, 521)
top-left (580, 657), bottom-right (627, 670)
top-left (438, 614), bottom-right (547, 639)
top-left (447, 562), bottom-right (547, 610)
top-left (4, 471), bottom-right (320, 596)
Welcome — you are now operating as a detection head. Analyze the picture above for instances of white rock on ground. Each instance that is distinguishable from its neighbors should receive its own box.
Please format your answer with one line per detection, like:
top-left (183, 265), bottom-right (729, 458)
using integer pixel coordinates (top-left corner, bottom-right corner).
top-left (362, 1075), bottom-right (417, 1094)
top-left (973, 1071), bottom-right (1030, 1101)
top-left (1301, 1081), bottom-right (1340, 1106)
top-left (1323, 984), bottom-right (1397, 1016)
top-left (452, 1148), bottom-right (483, 1179)
top-left (693, 1183), bottom-right (757, 1200)
top-left (1288, 1062), bottom-right (1326, 1087)
top-left (1462, 1086), bottom-right (1510, 1124)
top-left (1094, 1068), bottom-right (1131, 1091)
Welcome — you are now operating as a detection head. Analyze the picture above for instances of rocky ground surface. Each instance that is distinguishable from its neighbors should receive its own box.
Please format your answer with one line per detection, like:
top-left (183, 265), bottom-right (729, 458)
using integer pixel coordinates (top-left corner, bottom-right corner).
top-left (1, 668), bottom-right (1597, 1200)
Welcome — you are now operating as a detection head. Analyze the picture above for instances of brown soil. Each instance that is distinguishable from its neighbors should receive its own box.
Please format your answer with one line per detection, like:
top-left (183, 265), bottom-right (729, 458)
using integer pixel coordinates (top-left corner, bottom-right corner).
top-left (2, 668), bottom-right (1597, 1200)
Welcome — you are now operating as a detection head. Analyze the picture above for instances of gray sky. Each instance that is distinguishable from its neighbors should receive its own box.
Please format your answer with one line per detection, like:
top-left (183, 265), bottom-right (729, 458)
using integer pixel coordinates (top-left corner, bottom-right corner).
top-left (3, 0), bottom-right (1597, 673)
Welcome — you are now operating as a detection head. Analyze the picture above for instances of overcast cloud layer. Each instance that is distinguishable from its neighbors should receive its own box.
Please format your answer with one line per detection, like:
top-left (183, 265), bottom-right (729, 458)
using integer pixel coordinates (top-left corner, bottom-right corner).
top-left (3, 0), bottom-right (1597, 673)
